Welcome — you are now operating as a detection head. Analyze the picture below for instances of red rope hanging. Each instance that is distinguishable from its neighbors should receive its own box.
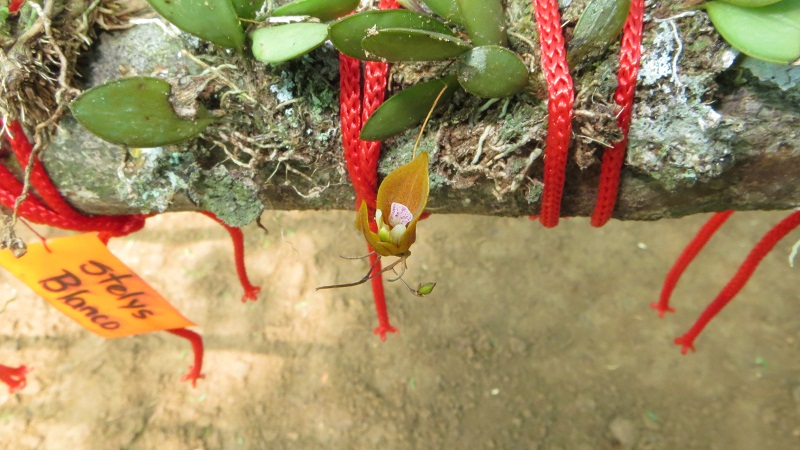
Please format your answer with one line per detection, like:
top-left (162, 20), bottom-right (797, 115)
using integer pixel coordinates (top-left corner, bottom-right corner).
top-left (166, 328), bottom-right (205, 386)
top-left (338, 0), bottom-right (398, 340)
top-left (533, 0), bottom-right (574, 228)
top-left (590, 0), bottom-right (645, 227)
top-left (201, 212), bottom-right (261, 302)
top-left (651, 211), bottom-right (734, 317)
top-left (673, 211), bottom-right (800, 353)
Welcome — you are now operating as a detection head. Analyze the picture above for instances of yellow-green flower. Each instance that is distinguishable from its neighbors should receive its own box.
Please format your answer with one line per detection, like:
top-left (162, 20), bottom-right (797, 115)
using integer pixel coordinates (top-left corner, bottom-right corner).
top-left (356, 152), bottom-right (430, 257)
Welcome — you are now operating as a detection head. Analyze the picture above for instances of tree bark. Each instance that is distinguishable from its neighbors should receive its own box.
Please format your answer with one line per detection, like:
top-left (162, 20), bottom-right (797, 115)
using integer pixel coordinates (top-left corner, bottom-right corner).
top-left (8, 1), bottom-right (800, 225)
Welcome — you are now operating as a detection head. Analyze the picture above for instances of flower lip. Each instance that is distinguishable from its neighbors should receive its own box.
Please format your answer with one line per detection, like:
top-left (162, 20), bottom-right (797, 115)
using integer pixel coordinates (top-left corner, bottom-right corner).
top-left (389, 202), bottom-right (413, 227)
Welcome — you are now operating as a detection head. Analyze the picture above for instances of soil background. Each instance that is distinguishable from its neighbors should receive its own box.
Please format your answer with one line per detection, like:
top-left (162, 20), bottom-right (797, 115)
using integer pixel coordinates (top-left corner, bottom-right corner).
top-left (0, 210), bottom-right (799, 449)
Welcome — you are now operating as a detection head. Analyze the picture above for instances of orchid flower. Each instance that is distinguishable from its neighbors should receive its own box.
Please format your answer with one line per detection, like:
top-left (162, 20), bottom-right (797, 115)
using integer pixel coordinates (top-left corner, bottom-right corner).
top-left (356, 152), bottom-right (430, 257)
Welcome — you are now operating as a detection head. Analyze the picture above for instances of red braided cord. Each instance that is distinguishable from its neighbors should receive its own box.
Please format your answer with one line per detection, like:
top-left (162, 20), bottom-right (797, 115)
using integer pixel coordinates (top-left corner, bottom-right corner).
top-left (360, 61), bottom-right (389, 195)
top-left (361, 60), bottom-right (396, 337)
top-left (651, 211), bottom-right (734, 317)
top-left (338, 0), bottom-right (398, 340)
top-left (340, 56), bottom-right (395, 339)
top-left (166, 328), bottom-right (205, 387)
top-left (5, 120), bottom-right (83, 218)
top-left (0, 183), bottom-right (87, 229)
top-left (339, 55), bottom-right (370, 206)
top-left (0, 163), bottom-right (107, 228)
top-left (674, 211), bottom-right (800, 354)
top-left (590, 0), bottom-right (645, 227)
top-left (363, 0), bottom-right (398, 191)
top-left (2, 120), bottom-right (148, 237)
top-left (200, 211), bottom-right (261, 302)
top-left (533, 0), bottom-right (574, 228)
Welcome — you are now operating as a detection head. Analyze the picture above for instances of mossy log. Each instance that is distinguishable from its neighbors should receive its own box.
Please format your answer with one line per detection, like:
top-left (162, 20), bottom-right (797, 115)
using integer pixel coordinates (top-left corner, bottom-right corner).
top-left (5, 1), bottom-right (800, 226)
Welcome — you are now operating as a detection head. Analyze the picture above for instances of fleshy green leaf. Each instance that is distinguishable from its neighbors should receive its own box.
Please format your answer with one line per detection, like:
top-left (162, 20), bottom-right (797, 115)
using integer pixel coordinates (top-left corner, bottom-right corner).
top-left (456, 45), bottom-right (529, 98)
top-left (70, 77), bottom-right (214, 147)
top-left (250, 23), bottom-right (329, 64)
top-left (706, 0), bottom-right (800, 64)
top-left (718, 0), bottom-right (783, 6)
top-left (568, 0), bottom-right (631, 65)
top-left (329, 10), bottom-right (455, 60)
top-left (422, 0), bottom-right (466, 26)
top-left (361, 75), bottom-right (459, 141)
top-left (232, 0), bottom-right (266, 19)
top-left (272, 0), bottom-right (359, 22)
top-left (361, 28), bottom-right (472, 61)
top-left (455, 0), bottom-right (507, 46)
top-left (145, 0), bottom-right (244, 50)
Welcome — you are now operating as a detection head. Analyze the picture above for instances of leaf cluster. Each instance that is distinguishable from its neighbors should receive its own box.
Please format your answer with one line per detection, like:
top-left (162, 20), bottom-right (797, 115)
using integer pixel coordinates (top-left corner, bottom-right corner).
top-left (70, 0), bottom-right (534, 147)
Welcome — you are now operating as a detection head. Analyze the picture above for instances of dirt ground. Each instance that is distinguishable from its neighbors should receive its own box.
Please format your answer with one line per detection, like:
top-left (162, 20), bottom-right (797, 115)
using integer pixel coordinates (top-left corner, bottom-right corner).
top-left (0, 209), bottom-right (799, 449)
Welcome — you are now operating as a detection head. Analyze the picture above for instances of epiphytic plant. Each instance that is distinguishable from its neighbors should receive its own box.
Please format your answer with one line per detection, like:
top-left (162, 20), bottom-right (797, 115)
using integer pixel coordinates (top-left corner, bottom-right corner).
top-left (71, 0), bottom-right (531, 146)
top-left (329, 0), bottom-right (530, 140)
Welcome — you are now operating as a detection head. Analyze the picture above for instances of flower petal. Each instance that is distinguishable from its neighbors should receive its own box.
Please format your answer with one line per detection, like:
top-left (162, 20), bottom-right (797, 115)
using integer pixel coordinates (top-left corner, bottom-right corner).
top-left (376, 152), bottom-right (430, 221)
top-left (390, 223), bottom-right (407, 244)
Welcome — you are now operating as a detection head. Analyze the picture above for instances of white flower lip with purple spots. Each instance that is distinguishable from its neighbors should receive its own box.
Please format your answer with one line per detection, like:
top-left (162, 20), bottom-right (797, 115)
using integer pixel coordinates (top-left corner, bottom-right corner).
top-left (389, 202), bottom-right (413, 227)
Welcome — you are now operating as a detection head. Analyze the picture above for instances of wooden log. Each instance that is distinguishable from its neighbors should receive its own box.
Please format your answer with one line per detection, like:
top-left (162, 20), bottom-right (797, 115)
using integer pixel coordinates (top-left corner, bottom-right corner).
top-left (8, 1), bottom-right (800, 225)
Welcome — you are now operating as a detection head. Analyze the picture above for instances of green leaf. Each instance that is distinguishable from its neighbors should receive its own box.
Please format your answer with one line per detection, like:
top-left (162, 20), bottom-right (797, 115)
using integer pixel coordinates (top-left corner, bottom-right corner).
top-left (706, 0), bottom-right (800, 64)
top-left (455, 0), bottom-right (507, 46)
top-left (456, 46), bottom-right (528, 98)
top-left (360, 75), bottom-right (459, 140)
top-left (232, 0), bottom-right (266, 19)
top-left (717, 0), bottom-right (783, 6)
top-left (250, 23), bottom-right (329, 64)
top-left (272, 0), bottom-right (359, 22)
top-left (70, 77), bottom-right (214, 147)
top-left (422, 0), bottom-right (466, 26)
top-left (568, 0), bottom-right (631, 65)
top-left (146, 0), bottom-right (244, 50)
top-left (362, 28), bottom-right (472, 61)
top-left (329, 10), bottom-right (455, 60)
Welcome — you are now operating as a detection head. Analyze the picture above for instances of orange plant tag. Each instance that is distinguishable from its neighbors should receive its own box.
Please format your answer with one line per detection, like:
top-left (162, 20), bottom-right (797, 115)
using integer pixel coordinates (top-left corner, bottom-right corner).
top-left (0, 233), bottom-right (194, 338)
